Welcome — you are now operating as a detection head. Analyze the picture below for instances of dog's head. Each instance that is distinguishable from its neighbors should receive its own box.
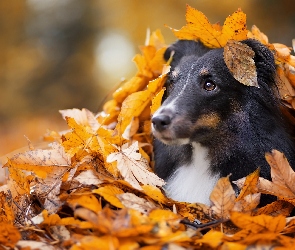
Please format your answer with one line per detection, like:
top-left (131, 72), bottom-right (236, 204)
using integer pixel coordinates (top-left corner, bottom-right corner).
top-left (152, 39), bottom-right (277, 146)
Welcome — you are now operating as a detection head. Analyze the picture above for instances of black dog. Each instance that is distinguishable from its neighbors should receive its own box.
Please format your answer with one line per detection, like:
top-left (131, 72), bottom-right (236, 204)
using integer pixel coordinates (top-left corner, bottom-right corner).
top-left (152, 39), bottom-right (295, 205)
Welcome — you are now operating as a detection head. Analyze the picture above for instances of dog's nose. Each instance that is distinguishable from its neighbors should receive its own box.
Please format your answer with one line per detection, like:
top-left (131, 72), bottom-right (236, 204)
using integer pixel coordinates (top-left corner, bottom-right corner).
top-left (152, 115), bottom-right (172, 132)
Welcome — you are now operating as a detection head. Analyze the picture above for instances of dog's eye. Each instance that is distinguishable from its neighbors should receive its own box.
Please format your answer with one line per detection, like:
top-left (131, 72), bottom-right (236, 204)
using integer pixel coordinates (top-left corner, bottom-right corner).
top-left (203, 80), bottom-right (216, 91)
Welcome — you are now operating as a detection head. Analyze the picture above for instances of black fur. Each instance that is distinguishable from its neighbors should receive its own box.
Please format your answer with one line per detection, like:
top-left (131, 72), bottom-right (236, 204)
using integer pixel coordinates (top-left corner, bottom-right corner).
top-left (152, 39), bottom-right (295, 205)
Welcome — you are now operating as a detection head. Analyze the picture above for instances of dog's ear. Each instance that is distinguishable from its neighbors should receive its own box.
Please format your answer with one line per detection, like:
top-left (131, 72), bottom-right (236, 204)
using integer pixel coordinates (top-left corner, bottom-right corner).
top-left (241, 39), bottom-right (276, 87)
top-left (164, 40), bottom-right (210, 68)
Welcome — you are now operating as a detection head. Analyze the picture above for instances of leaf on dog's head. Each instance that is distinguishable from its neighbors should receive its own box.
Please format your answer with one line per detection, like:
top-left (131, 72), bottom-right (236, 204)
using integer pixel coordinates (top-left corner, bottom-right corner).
top-left (224, 40), bottom-right (259, 87)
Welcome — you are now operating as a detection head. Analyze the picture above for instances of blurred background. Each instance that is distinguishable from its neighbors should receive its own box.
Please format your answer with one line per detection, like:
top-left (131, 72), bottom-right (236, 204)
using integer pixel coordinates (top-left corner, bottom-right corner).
top-left (0, 0), bottom-right (294, 157)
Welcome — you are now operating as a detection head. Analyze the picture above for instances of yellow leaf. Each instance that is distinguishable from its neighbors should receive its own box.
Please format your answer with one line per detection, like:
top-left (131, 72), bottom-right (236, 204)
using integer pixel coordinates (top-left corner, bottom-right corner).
top-left (93, 185), bottom-right (125, 208)
top-left (142, 185), bottom-right (168, 204)
top-left (196, 230), bottom-right (224, 248)
top-left (67, 194), bottom-right (102, 213)
top-left (223, 40), bottom-right (258, 87)
top-left (172, 5), bottom-right (248, 48)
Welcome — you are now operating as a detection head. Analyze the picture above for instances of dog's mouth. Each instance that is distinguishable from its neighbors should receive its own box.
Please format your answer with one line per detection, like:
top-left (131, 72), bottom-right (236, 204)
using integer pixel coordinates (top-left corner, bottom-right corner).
top-left (152, 126), bottom-right (190, 145)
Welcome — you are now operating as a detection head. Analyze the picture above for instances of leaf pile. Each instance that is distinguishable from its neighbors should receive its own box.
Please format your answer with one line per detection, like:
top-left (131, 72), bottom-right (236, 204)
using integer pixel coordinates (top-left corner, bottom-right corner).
top-left (1, 5), bottom-right (295, 250)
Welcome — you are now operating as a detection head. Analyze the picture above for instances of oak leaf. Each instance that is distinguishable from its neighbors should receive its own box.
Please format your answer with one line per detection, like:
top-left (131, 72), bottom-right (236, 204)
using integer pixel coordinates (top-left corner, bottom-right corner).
top-left (172, 5), bottom-right (248, 48)
top-left (107, 141), bottom-right (165, 190)
top-left (224, 40), bottom-right (259, 87)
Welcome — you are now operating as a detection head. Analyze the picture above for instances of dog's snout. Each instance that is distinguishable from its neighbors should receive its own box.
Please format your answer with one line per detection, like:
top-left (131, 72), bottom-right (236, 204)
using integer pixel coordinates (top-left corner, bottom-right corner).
top-left (152, 115), bottom-right (172, 132)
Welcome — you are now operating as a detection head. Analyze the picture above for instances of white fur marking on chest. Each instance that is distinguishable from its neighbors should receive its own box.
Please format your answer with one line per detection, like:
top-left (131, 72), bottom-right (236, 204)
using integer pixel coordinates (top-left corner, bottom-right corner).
top-left (164, 142), bottom-right (219, 205)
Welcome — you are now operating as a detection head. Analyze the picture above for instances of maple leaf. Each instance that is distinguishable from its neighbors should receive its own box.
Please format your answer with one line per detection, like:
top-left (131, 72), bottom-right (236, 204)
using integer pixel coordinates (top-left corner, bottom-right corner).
top-left (171, 5), bottom-right (248, 48)
top-left (59, 108), bottom-right (100, 132)
top-left (210, 175), bottom-right (236, 219)
top-left (106, 141), bottom-right (165, 190)
top-left (266, 149), bottom-right (295, 193)
top-left (224, 40), bottom-right (259, 87)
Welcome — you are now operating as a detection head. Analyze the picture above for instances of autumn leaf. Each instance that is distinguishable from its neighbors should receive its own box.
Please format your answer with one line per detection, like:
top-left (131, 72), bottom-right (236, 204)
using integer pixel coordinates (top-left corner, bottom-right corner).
top-left (210, 175), bottom-right (236, 219)
top-left (59, 108), bottom-right (100, 132)
top-left (93, 185), bottom-right (125, 208)
top-left (224, 40), bottom-right (259, 87)
top-left (235, 168), bottom-right (260, 201)
top-left (230, 211), bottom-right (286, 234)
top-left (5, 142), bottom-right (70, 179)
top-left (106, 141), bottom-right (165, 190)
top-left (171, 5), bottom-right (248, 48)
top-left (266, 149), bottom-right (295, 193)
top-left (117, 192), bottom-right (156, 214)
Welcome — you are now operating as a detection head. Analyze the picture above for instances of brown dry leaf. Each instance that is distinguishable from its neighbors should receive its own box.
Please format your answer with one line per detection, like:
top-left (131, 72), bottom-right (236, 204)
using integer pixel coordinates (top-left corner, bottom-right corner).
top-left (233, 193), bottom-right (261, 213)
top-left (210, 175), bottom-right (236, 219)
top-left (224, 40), bottom-right (259, 87)
top-left (93, 185), bottom-right (125, 208)
top-left (16, 241), bottom-right (56, 250)
top-left (266, 150), bottom-right (295, 193)
top-left (171, 5), bottom-right (248, 48)
top-left (230, 211), bottom-right (286, 234)
top-left (106, 141), bottom-right (165, 190)
top-left (117, 192), bottom-right (156, 214)
top-left (236, 168), bottom-right (260, 201)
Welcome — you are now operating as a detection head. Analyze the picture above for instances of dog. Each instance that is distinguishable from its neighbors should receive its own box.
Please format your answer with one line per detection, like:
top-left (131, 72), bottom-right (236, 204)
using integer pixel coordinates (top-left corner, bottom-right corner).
top-left (152, 39), bottom-right (295, 205)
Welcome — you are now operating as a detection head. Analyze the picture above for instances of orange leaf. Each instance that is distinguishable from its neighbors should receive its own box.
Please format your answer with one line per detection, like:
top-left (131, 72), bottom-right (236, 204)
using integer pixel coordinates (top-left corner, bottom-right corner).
top-left (67, 194), bottom-right (102, 213)
top-left (210, 176), bottom-right (236, 219)
top-left (230, 211), bottom-right (286, 233)
top-left (236, 168), bottom-right (260, 201)
top-left (172, 5), bottom-right (248, 48)
top-left (142, 185), bottom-right (168, 204)
top-left (0, 223), bottom-right (21, 248)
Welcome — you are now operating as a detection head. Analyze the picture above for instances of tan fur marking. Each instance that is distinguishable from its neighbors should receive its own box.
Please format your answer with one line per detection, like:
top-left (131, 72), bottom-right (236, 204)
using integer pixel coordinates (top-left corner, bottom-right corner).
top-left (195, 113), bottom-right (220, 129)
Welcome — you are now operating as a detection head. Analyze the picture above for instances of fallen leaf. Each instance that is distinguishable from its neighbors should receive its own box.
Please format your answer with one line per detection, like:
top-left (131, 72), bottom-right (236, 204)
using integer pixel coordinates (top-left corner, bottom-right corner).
top-left (93, 185), bottom-right (125, 208)
top-left (236, 168), bottom-right (260, 201)
top-left (266, 150), bottom-right (295, 193)
top-left (60, 108), bottom-right (100, 132)
top-left (230, 211), bottom-right (286, 234)
top-left (210, 175), bottom-right (236, 219)
top-left (224, 40), bottom-right (259, 87)
top-left (0, 223), bottom-right (21, 248)
top-left (74, 169), bottom-right (103, 186)
top-left (106, 141), bottom-right (165, 190)
top-left (117, 192), bottom-right (156, 214)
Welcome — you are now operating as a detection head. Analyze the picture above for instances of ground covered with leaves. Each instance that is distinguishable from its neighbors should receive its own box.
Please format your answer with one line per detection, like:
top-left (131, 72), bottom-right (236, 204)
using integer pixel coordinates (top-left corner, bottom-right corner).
top-left (1, 5), bottom-right (295, 250)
